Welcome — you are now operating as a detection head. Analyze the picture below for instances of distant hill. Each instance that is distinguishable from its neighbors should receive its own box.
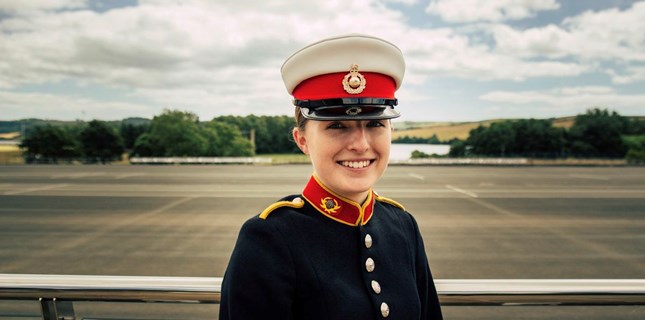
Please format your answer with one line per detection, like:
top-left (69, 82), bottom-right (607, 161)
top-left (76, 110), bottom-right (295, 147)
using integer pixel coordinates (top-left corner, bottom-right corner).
top-left (118, 117), bottom-right (152, 126)
top-left (392, 116), bottom-right (579, 141)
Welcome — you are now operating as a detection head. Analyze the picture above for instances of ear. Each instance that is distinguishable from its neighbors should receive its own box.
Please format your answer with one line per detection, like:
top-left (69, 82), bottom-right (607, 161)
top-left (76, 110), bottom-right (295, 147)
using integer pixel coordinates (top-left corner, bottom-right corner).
top-left (292, 128), bottom-right (309, 155)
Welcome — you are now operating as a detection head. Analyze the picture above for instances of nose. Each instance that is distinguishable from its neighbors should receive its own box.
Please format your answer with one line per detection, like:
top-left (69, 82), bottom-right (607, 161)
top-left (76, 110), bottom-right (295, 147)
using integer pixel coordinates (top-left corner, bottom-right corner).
top-left (347, 126), bottom-right (370, 153)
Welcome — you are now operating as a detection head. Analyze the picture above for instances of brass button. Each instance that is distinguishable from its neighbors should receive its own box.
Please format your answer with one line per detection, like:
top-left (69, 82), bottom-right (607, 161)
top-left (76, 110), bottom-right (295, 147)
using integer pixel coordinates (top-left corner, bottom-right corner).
top-left (292, 197), bottom-right (303, 204)
top-left (365, 257), bottom-right (375, 272)
top-left (380, 302), bottom-right (390, 318)
top-left (364, 234), bottom-right (373, 248)
top-left (371, 280), bottom-right (381, 294)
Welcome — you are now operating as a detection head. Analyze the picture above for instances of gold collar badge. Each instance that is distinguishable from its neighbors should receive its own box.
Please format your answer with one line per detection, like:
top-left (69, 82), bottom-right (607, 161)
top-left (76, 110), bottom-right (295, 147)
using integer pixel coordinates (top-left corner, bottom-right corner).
top-left (342, 64), bottom-right (366, 94)
top-left (321, 197), bottom-right (341, 215)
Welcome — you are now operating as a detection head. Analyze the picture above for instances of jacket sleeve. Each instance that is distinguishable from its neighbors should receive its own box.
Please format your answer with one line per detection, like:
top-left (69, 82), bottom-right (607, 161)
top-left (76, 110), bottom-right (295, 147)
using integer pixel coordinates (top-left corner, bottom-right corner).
top-left (410, 213), bottom-right (444, 320)
top-left (219, 216), bottom-right (296, 320)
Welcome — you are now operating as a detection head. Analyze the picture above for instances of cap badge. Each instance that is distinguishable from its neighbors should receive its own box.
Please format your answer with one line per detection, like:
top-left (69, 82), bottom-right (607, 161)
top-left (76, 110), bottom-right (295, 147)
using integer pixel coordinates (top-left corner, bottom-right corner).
top-left (321, 197), bottom-right (341, 215)
top-left (342, 64), bottom-right (366, 94)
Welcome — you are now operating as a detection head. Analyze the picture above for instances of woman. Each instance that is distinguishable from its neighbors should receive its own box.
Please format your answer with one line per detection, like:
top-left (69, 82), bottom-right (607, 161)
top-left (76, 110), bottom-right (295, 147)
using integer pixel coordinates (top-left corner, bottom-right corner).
top-left (220, 34), bottom-right (443, 320)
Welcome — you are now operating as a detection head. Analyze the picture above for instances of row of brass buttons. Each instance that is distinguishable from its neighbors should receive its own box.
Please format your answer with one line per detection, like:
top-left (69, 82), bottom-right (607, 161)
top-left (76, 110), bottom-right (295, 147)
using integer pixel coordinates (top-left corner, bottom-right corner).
top-left (365, 233), bottom-right (389, 318)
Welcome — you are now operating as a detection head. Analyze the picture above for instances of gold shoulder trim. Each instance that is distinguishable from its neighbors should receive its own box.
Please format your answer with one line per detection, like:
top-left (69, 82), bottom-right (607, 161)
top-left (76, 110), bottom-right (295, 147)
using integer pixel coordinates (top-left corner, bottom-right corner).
top-left (375, 195), bottom-right (406, 211)
top-left (259, 198), bottom-right (304, 219)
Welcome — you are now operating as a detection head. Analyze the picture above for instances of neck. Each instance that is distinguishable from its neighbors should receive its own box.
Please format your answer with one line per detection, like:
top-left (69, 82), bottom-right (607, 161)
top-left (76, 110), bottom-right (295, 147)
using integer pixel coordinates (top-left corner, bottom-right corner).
top-left (347, 191), bottom-right (370, 205)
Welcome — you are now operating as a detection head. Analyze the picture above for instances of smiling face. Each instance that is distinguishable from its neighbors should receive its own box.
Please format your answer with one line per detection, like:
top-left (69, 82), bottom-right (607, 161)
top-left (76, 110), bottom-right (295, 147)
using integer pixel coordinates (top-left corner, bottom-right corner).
top-left (293, 119), bottom-right (392, 204)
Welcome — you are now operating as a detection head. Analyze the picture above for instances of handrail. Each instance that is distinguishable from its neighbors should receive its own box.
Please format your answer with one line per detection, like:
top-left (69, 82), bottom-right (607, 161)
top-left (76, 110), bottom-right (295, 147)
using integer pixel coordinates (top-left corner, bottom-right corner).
top-left (0, 274), bottom-right (219, 303)
top-left (1, 274), bottom-right (645, 306)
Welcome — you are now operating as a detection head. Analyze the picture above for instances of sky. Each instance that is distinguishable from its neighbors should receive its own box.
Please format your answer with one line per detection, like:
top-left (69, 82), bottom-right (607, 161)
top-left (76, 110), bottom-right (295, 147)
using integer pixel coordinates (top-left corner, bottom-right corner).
top-left (0, 0), bottom-right (644, 122)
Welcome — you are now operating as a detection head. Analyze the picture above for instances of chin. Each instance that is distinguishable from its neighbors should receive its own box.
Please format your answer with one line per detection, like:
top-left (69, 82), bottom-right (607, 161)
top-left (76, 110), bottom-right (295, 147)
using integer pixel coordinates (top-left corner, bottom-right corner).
top-left (338, 177), bottom-right (376, 194)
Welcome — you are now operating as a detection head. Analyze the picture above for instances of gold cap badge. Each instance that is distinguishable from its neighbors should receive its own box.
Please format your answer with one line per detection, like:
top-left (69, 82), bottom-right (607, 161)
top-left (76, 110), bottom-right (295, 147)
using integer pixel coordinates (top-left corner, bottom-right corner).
top-left (342, 64), bottom-right (366, 94)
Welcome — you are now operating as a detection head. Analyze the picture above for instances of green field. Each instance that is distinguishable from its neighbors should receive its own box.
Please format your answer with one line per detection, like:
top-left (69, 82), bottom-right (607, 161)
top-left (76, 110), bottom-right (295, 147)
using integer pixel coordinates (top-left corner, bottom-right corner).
top-left (0, 145), bottom-right (23, 164)
top-left (392, 117), bottom-right (577, 141)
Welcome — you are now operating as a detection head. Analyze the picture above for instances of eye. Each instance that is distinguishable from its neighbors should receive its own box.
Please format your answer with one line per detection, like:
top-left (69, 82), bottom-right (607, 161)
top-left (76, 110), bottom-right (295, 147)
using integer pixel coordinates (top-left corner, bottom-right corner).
top-left (327, 122), bottom-right (346, 129)
top-left (367, 120), bottom-right (386, 128)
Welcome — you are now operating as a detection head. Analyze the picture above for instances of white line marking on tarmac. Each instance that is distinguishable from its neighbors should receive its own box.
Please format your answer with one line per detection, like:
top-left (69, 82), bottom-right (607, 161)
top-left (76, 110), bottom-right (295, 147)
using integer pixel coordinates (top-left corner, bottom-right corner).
top-left (408, 173), bottom-right (425, 180)
top-left (445, 185), bottom-right (478, 198)
top-left (466, 197), bottom-right (520, 217)
top-left (3, 183), bottom-right (69, 195)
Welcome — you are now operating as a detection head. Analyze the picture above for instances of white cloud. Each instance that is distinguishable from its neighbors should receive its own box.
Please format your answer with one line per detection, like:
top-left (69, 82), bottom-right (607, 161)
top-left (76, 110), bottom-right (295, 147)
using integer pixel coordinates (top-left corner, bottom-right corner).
top-left (0, 0), bottom-right (412, 119)
top-left (0, 90), bottom-right (153, 120)
top-left (480, 86), bottom-right (645, 114)
top-left (0, 0), bottom-right (409, 89)
top-left (491, 2), bottom-right (645, 62)
top-left (426, 0), bottom-right (559, 23)
top-left (380, 0), bottom-right (417, 4)
top-left (608, 66), bottom-right (645, 84)
top-left (0, 0), bottom-right (642, 121)
top-left (400, 28), bottom-right (587, 82)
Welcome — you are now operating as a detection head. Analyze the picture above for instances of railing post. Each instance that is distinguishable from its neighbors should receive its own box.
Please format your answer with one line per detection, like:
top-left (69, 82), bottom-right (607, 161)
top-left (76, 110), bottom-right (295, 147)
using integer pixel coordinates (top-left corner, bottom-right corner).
top-left (40, 298), bottom-right (75, 320)
top-left (40, 298), bottom-right (57, 320)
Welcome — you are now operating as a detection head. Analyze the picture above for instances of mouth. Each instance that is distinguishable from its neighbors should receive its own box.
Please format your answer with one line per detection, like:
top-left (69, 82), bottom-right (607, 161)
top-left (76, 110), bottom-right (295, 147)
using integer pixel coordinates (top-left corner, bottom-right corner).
top-left (338, 159), bottom-right (375, 169)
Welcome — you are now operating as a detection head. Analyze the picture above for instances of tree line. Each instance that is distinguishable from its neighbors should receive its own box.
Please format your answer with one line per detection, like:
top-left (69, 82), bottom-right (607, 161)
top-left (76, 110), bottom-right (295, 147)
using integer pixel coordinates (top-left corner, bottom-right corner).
top-left (392, 134), bottom-right (450, 145)
top-left (19, 110), bottom-right (299, 163)
top-left (446, 108), bottom-right (645, 161)
top-left (17, 107), bottom-right (645, 164)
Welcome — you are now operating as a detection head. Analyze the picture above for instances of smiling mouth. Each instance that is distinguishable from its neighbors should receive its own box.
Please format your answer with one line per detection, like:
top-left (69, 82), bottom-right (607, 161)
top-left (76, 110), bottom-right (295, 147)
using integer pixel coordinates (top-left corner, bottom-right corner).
top-left (338, 160), bottom-right (375, 169)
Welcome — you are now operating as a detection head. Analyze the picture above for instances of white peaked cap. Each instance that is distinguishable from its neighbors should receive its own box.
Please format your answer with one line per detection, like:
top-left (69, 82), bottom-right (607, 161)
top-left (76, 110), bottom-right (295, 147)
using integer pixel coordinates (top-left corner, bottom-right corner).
top-left (281, 34), bottom-right (406, 95)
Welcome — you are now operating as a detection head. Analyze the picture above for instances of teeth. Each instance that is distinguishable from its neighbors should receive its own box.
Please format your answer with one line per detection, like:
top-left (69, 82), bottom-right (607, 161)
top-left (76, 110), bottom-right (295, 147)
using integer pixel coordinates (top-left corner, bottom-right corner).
top-left (341, 160), bottom-right (371, 169)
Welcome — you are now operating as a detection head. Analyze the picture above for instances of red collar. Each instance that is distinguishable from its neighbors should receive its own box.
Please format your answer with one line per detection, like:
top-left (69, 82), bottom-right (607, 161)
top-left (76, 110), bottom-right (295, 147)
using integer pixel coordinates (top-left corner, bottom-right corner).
top-left (302, 175), bottom-right (375, 226)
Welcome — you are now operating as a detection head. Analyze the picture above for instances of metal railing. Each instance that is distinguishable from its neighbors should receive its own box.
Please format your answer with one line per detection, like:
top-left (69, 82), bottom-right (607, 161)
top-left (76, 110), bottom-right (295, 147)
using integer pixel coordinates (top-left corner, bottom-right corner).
top-left (1, 274), bottom-right (644, 319)
top-left (129, 157), bottom-right (272, 164)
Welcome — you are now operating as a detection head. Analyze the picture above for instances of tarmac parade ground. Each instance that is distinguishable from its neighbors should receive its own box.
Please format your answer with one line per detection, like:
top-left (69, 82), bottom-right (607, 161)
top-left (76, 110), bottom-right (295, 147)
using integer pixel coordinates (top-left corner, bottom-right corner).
top-left (1, 164), bottom-right (644, 319)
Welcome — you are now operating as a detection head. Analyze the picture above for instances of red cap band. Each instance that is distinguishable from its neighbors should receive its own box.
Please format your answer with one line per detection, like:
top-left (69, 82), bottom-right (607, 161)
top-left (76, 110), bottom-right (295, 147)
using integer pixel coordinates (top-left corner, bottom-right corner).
top-left (292, 72), bottom-right (397, 101)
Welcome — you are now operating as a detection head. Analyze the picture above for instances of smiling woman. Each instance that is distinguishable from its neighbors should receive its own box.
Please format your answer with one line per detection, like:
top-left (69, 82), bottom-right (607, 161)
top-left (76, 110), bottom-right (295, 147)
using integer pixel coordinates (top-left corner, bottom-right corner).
top-left (219, 34), bottom-right (443, 320)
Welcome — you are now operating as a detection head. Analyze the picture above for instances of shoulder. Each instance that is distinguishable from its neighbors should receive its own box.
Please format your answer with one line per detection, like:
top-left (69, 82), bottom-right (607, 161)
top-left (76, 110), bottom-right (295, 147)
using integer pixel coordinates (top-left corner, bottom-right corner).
top-left (374, 193), bottom-right (406, 211)
top-left (258, 194), bottom-right (305, 220)
top-left (374, 193), bottom-right (419, 226)
top-left (234, 195), bottom-right (306, 253)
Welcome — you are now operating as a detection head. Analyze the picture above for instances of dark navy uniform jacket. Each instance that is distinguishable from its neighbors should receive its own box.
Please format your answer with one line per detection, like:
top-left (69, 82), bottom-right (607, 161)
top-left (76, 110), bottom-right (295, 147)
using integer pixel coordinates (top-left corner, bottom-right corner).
top-left (220, 175), bottom-right (443, 319)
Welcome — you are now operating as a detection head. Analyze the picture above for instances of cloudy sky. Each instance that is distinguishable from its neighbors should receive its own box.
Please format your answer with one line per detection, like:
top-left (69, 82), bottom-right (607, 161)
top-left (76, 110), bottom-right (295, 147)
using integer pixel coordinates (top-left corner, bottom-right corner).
top-left (1, 0), bottom-right (644, 122)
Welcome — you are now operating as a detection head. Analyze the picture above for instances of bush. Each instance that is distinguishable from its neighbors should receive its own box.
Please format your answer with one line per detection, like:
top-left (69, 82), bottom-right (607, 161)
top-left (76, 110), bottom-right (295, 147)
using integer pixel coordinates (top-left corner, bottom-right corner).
top-left (20, 125), bottom-right (80, 163)
top-left (411, 150), bottom-right (430, 159)
top-left (623, 135), bottom-right (645, 164)
top-left (80, 120), bottom-right (124, 163)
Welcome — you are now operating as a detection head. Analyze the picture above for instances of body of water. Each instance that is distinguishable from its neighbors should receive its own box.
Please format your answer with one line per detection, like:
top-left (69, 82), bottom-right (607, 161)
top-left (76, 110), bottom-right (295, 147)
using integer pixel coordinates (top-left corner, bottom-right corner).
top-left (389, 143), bottom-right (450, 161)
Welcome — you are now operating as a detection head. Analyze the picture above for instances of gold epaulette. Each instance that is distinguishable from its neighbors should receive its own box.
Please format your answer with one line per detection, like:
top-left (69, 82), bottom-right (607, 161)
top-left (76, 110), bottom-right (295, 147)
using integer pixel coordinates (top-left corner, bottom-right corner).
top-left (375, 194), bottom-right (406, 211)
top-left (259, 197), bottom-right (305, 219)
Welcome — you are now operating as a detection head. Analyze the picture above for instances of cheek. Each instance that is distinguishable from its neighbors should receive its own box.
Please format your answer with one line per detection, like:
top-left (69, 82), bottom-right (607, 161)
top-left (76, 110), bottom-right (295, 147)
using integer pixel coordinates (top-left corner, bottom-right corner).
top-left (373, 129), bottom-right (391, 145)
